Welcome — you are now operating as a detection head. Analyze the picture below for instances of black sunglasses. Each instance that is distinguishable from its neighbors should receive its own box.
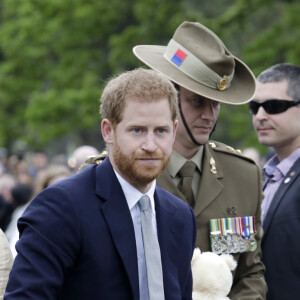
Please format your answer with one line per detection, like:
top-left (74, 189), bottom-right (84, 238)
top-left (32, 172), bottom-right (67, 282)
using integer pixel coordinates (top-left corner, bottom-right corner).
top-left (249, 99), bottom-right (300, 115)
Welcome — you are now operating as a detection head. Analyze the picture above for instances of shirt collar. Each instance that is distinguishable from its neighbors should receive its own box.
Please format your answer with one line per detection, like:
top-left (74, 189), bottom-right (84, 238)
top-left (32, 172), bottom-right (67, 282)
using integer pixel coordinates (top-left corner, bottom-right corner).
top-left (168, 146), bottom-right (203, 178)
top-left (114, 170), bottom-right (156, 212)
top-left (264, 147), bottom-right (300, 178)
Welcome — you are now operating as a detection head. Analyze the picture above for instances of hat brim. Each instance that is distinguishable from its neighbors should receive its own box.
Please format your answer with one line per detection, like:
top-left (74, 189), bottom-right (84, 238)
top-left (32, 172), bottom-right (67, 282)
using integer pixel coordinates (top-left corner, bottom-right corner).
top-left (133, 45), bottom-right (256, 105)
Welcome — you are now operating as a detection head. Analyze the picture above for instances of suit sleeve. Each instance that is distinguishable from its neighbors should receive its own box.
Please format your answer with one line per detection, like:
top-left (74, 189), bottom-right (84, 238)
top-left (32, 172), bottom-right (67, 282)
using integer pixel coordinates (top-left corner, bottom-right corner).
top-left (4, 186), bottom-right (81, 300)
top-left (229, 164), bottom-right (267, 300)
top-left (182, 206), bottom-right (197, 300)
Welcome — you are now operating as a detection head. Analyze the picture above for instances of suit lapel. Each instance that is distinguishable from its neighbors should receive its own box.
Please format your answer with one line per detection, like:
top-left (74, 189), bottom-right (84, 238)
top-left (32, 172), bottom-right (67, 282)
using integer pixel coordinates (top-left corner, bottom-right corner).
top-left (95, 158), bottom-right (139, 300)
top-left (154, 188), bottom-right (182, 289)
top-left (155, 187), bottom-right (179, 246)
top-left (263, 158), bottom-right (300, 235)
top-left (194, 144), bottom-right (223, 216)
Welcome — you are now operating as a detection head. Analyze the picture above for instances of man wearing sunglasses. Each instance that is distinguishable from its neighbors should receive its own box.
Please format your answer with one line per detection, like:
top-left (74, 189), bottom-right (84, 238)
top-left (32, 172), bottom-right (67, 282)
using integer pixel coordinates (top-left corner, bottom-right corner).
top-left (251, 63), bottom-right (300, 300)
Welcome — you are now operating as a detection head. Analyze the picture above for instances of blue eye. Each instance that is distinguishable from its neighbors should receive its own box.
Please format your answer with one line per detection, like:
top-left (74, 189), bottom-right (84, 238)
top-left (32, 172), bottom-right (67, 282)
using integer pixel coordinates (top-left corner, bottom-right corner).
top-left (134, 128), bottom-right (141, 133)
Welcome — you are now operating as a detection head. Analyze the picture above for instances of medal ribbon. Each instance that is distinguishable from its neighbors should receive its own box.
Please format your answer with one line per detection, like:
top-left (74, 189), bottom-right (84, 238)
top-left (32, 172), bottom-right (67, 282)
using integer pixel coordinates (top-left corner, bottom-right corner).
top-left (210, 216), bottom-right (256, 251)
top-left (210, 218), bottom-right (219, 233)
top-left (218, 218), bottom-right (227, 237)
top-left (251, 216), bottom-right (256, 234)
top-left (210, 219), bottom-right (220, 245)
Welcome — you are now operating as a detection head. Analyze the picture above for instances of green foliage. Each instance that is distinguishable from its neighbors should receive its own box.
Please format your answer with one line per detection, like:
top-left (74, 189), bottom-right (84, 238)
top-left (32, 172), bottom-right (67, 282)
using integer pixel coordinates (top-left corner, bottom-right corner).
top-left (0, 0), bottom-right (132, 150)
top-left (244, 1), bottom-right (300, 75)
top-left (0, 0), bottom-right (299, 156)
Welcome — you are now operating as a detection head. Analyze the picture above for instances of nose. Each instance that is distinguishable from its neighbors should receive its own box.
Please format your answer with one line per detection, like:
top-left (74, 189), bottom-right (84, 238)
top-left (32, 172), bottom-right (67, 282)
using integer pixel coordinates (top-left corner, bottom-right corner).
top-left (141, 133), bottom-right (157, 153)
top-left (200, 101), bottom-right (218, 120)
top-left (255, 106), bottom-right (268, 120)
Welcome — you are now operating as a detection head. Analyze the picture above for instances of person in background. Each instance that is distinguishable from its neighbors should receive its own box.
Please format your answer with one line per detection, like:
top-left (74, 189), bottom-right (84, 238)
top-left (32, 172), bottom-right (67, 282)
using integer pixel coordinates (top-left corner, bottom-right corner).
top-left (5, 164), bottom-right (71, 258)
top-left (0, 148), bottom-right (8, 176)
top-left (14, 161), bottom-right (33, 186)
top-left (242, 147), bottom-right (264, 167)
top-left (0, 175), bottom-right (16, 232)
top-left (68, 145), bottom-right (99, 173)
top-left (28, 151), bottom-right (48, 178)
top-left (0, 229), bottom-right (13, 300)
top-left (133, 21), bottom-right (267, 299)
top-left (250, 62), bottom-right (300, 300)
top-left (5, 68), bottom-right (196, 300)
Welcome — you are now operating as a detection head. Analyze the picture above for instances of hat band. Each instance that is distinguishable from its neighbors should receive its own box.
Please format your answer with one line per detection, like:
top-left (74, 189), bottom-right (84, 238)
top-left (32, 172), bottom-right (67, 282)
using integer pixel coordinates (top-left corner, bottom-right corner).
top-left (163, 39), bottom-right (234, 91)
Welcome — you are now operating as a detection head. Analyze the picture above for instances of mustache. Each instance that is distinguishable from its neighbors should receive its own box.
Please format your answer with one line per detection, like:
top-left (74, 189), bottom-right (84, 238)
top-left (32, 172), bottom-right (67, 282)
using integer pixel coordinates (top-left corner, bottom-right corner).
top-left (134, 153), bottom-right (164, 160)
top-left (256, 122), bottom-right (273, 130)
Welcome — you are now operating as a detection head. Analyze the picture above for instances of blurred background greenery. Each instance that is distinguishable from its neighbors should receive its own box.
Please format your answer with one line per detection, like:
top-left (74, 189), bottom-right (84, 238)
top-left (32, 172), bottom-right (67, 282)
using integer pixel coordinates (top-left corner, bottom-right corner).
top-left (0, 0), bottom-right (299, 159)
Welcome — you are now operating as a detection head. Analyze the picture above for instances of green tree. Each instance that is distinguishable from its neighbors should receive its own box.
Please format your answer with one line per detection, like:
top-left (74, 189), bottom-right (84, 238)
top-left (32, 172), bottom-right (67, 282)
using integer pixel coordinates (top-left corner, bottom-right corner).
top-left (0, 0), bottom-right (198, 152)
top-left (0, 0), bottom-right (299, 157)
top-left (0, 0), bottom-right (134, 150)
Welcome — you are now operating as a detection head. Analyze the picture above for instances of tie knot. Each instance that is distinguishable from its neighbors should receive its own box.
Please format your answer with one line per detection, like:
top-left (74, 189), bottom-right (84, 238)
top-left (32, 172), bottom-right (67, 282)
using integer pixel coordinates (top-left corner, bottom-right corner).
top-left (139, 195), bottom-right (150, 212)
top-left (179, 161), bottom-right (196, 177)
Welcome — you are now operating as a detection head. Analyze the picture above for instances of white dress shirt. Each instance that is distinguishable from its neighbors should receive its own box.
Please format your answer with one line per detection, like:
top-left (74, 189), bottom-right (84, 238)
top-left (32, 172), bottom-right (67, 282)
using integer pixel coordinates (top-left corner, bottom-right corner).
top-left (114, 170), bottom-right (157, 300)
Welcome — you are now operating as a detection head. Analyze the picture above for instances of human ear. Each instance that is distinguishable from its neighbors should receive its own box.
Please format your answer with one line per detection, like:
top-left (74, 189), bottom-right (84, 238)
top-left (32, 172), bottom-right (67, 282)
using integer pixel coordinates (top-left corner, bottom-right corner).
top-left (172, 120), bottom-right (178, 143)
top-left (101, 119), bottom-right (114, 144)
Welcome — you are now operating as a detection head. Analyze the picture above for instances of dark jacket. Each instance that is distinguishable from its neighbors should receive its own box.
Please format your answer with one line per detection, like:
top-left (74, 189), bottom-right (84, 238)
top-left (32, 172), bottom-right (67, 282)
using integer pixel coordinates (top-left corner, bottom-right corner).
top-left (5, 158), bottom-right (196, 300)
top-left (262, 157), bottom-right (300, 300)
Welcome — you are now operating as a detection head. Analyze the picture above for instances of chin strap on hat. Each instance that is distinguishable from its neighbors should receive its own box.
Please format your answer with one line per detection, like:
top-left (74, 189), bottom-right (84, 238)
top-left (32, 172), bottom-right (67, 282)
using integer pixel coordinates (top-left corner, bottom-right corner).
top-left (178, 98), bottom-right (202, 146)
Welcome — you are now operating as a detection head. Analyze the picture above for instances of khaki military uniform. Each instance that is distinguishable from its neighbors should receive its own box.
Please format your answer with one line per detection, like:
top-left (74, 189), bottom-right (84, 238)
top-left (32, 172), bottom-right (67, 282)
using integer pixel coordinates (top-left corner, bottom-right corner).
top-left (157, 141), bottom-right (267, 300)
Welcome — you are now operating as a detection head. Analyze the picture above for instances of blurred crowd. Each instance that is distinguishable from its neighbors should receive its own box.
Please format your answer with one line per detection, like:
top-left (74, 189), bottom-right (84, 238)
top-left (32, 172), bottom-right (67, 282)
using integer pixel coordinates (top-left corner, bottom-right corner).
top-left (0, 145), bottom-right (100, 258)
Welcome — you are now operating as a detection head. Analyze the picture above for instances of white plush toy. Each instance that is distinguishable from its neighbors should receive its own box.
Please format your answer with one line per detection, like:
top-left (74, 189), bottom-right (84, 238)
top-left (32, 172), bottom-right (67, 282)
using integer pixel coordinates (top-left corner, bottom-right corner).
top-left (191, 248), bottom-right (237, 300)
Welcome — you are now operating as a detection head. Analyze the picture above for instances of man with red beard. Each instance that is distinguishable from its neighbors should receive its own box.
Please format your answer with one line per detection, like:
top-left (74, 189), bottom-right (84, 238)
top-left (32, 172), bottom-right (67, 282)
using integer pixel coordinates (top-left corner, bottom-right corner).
top-left (5, 68), bottom-right (196, 300)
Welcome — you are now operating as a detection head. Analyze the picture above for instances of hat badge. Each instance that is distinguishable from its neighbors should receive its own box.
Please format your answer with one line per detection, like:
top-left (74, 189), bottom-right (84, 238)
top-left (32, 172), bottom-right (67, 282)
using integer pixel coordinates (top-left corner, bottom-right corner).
top-left (217, 75), bottom-right (227, 91)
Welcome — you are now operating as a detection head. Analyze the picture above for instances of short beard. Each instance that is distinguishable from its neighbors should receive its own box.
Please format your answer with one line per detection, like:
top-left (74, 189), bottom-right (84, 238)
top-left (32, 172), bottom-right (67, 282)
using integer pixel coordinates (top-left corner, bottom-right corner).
top-left (112, 139), bottom-right (170, 188)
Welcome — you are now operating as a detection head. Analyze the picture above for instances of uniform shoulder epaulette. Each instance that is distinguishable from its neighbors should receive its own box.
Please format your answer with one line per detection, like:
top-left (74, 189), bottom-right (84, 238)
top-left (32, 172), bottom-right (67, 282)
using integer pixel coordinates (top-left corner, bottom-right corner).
top-left (208, 141), bottom-right (256, 164)
top-left (78, 150), bottom-right (108, 172)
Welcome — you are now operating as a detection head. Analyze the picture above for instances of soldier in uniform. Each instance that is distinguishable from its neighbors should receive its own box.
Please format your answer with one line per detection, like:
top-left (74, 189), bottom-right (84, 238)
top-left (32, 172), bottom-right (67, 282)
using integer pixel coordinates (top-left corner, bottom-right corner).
top-left (133, 21), bottom-right (267, 299)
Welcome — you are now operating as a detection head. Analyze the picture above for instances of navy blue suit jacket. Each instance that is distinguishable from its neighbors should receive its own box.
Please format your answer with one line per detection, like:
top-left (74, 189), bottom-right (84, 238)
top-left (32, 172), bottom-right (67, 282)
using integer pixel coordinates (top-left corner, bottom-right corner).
top-left (262, 157), bottom-right (300, 300)
top-left (5, 158), bottom-right (196, 300)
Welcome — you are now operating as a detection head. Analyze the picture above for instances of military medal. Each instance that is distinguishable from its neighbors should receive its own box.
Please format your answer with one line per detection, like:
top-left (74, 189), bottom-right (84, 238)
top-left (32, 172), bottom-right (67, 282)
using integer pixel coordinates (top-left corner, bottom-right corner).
top-left (223, 218), bottom-right (235, 253)
top-left (233, 217), bottom-right (245, 252)
top-left (225, 234), bottom-right (235, 254)
top-left (218, 218), bottom-right (229, 254)
top-left (248, 216), bottom-right (257, 252)
top-left (229, 218), bottom-right (239, 253)
top-left (241, 217), bottom-right (251, 251)
top-left (210, 219), bottom-right (223, 255)
top-left (241, 216), bottom-right (257, 251)
top-left (212, 238), bottom-right (223, 255)
top-left (231, 236), bottom-right (240, 253)
top-left (237, 237), bottom-right (247, 252)
top-left (210, 216), bottom-right (257, 254)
